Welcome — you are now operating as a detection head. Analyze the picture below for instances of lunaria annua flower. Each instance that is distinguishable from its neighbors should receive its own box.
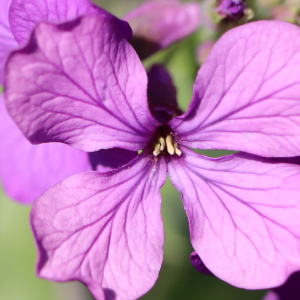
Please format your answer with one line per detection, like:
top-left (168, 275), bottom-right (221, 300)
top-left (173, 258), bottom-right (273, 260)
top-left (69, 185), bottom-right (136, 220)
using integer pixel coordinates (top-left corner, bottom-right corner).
top-left (124, 0), bottom-right (201, 59)
top-left (5, 8), bottom-right (300, 300)
top-left (0, 0), bottom-right (199, 204)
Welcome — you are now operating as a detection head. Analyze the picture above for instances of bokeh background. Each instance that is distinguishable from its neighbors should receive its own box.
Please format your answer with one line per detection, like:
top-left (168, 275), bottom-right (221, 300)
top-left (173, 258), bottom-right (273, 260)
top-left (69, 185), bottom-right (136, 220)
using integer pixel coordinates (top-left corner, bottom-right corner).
top-left (0, 0), bottom-right (274, 299)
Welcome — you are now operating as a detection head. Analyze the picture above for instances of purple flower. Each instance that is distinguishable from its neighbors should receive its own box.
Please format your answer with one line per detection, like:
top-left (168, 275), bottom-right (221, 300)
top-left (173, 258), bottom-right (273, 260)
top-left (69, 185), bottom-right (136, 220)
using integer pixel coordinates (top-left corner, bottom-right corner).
top-left (0, 0), bottom-right (199, 204)
top-left (5, 9), bottom-right (300, 300)
top-left (124, 0), bottom-right (201, 59)
top-left (216, 0), bottom-right (247, 22)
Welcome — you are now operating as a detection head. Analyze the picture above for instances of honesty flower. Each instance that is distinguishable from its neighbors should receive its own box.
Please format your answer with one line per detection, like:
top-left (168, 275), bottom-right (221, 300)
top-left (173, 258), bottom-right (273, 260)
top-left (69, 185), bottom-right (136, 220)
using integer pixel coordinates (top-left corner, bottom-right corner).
top-left (9, 0), bottom-right (201, 60)
top-left (0, 0), bottom-right (199, 204)
top-left (5, 10), bottom-right (300, 300)
top-left (123, 0), bottom-right (200, 59)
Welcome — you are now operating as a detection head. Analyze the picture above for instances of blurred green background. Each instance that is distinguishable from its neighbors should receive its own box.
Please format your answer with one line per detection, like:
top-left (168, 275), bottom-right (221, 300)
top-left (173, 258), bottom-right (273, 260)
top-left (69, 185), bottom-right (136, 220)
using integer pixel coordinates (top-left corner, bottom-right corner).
top-left (0, 0), bottom-right (272, 299)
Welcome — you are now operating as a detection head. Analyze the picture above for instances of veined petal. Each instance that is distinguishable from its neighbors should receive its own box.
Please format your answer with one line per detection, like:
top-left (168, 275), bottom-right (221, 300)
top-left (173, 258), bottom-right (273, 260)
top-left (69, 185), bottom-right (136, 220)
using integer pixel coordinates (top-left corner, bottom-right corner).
top-left (0, 0), bottom-right (17, 84)
top-left (9, 0), bottom-right (101, 45)
top-left (124, 0), bottom-right (200, 59)
top-left (31, 154), bottom-right (166, 299)
top-left (168, 147), bottom-right (300, 288)
top-left (0, 96), bottom-right (91, 204)
top-left (5, 14), bottom-right (158, 152)
top-left (171, 21), bottom-right (300, 157)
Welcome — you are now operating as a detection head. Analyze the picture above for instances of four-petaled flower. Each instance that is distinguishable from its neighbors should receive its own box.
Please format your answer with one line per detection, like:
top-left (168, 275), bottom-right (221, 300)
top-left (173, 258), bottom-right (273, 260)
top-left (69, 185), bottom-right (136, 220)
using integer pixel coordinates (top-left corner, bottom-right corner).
top-left (0, 0), bottom-right (199, 204)
top-left (5, 6), bottom-right (300, 300)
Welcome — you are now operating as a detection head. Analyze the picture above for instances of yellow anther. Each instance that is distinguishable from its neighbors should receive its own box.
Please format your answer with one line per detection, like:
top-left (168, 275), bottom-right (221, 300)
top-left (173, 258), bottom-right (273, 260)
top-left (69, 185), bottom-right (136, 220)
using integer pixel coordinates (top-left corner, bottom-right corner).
top-left (174, 142), bottom-right (182, 156)
top-left (166, 135), bottom-right (175, 155)
top-left (153, 143), bottom-right (161, 156)
top-left (159, 136), bottom-right (165, 151)
top-left (152, 130), bottom-right (181, 157)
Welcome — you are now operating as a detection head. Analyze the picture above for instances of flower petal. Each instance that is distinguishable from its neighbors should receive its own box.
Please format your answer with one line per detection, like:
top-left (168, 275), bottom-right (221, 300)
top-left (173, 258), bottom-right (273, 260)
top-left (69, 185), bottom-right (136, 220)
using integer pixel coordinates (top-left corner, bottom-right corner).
top-left (171, 21), bottom-right (300, 157)
top-left (9, 0), bottom-right (101, 45)
top-left (0, 0), bottom-right (17, 84)
top-left (31, 154), bottom-right (166, 299)
top-left (147, 64), bottom-right (182, 123)
top-left (0, 96), bottom-right (91, 204)
top-left (124, 0), bottom-right (200, 59)
top-left (168, 147), bottom-right (300, 288)
top-left (5, 14), bottom-right (157, 152)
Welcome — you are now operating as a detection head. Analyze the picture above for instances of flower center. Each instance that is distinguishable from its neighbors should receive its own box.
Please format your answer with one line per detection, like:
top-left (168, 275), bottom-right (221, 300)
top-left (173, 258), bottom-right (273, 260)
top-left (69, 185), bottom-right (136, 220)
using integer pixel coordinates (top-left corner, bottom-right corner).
top-left (152, 125), bottom-right (182, 157)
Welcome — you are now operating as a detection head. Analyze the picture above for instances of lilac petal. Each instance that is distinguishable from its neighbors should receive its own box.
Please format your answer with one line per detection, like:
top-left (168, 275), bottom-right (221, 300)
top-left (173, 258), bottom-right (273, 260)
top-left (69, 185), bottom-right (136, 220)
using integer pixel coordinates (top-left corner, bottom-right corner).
top-left (147, 64), bottom-right (182, 123)
top-left (9, 0), bottom-right (102, 45)
top-left (168, 147), bottom-right (300, 289)
top-left (190, 251), bottom-right (213, 275)
top-left (0, 96), bottom-right (91, 204)
top-left (124, 0), bottom-right (200, 59)
top-left (0, 0), bottom-right (17, 84)
top-left (171, 21), bottom-right (300, 157)
top-left (263, 271), bottom-right (300, 300)
top-left (89, 148), bottom-right (137, 172)
top-left (31, 154), bottom-right (166, 299)
top-left (5, 14), bottom-right (158, 152)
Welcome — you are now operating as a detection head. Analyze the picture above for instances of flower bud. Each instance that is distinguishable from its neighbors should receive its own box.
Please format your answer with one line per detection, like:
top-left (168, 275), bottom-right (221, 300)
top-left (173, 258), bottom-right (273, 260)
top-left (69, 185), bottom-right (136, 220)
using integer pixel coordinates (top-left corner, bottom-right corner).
top-left (216, 0), bottom-right (250, 22)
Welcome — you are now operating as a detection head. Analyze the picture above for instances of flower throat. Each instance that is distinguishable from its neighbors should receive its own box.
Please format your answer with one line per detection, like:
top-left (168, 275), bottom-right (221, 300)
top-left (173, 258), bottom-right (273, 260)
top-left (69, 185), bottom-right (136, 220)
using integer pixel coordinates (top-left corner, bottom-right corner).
top-left (152, 125), bottom-right (182, 157)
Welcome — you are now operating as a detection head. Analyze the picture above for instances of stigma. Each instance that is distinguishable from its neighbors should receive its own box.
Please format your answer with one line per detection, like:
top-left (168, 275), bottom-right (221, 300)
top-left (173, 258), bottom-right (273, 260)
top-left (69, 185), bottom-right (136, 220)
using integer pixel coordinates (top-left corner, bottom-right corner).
top-left (152, 126), bottom-right (182, 157)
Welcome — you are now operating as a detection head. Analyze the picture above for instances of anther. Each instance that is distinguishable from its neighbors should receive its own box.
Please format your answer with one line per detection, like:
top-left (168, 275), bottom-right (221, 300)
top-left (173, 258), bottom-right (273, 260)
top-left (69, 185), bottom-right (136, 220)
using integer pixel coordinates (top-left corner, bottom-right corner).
top-left (174, 142), bottom-right (182, 156)
top-left (153, 143), bottom-right (161, 156)
top-left (159, 136), bottom-right (165, 151)
top-left (152, 132), bottom-right (182, 157)
top-left (166, 135), bottom-right (175, 155)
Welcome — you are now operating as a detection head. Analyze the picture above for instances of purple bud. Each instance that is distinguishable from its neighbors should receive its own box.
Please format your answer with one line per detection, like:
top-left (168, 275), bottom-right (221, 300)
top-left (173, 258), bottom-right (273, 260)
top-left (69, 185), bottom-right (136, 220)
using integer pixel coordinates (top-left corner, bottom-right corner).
top-left (216, 0), bottom-right (247, 22)
top-left (190, 252), bottom-right (213, 276)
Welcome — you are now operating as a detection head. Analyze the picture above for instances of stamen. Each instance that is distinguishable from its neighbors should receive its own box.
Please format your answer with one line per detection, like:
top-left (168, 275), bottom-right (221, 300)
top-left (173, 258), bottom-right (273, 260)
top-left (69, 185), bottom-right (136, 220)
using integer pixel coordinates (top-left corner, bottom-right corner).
top-left (174, 142), bottom-right (182, 156)
top-left (159, 136), bottom-right (165, 151)
top-left (166, 135), bottom-right (175, 155)
top-left (152, 127), bottom-right (182, 157)
top-left (153, 143), bottom-right (161, 156)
